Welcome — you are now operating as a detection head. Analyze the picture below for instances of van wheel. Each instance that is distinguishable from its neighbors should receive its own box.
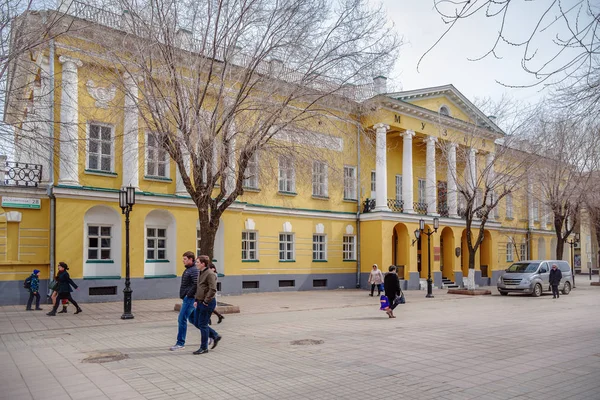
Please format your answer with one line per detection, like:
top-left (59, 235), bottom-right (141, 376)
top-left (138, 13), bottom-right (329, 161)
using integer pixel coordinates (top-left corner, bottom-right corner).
top-left (562, 282), bottom-right (571, 295)
top-left (499, 291), bottom-right (508, 296)
top-left (532, 284), bottom-right (542, 297)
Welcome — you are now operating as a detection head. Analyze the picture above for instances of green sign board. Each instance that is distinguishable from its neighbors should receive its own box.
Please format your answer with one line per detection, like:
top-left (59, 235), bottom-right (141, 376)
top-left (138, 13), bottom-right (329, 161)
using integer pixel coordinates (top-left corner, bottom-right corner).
top-left (1, 197), bottom-right (41, 209)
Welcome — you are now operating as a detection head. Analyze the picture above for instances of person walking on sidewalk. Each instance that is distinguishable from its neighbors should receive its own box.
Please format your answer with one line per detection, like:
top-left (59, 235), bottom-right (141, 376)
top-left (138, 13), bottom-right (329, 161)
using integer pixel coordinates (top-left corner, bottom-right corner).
top-left (170, 251), bottom-right (200, 351)
top-left (193, 255), bottom-right (222, 355)
top-left (550, 263), bottom-right (562, 299)
top-left (383, 265), bottom-right (401, 318)
top-left (47, 262), bottom-right (82, 316)
top-left (209, 263), bottom-right (224, 324)
top-left (368, 264), bottom-right (384, 297)
top-left (25, 269), bottom-right (43, 311)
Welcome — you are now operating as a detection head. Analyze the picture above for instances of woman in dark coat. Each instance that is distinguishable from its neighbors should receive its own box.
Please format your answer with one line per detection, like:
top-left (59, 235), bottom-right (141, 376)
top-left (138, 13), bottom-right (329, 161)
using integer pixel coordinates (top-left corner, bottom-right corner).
top-left (47, 262), bottom-right (82, 316)
top-left (383, 265), bottom-right (401, 318)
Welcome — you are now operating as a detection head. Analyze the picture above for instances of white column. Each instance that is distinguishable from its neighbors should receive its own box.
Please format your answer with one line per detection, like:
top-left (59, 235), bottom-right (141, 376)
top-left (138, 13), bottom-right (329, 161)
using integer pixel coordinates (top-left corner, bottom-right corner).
top-left (373, 123), bottom-right (390, 211)
top-left (447, 143), bottom-right (458, 218)
top-left (402, 130), bottom-right (415, 213)
top-left (467, 148), bottom-right (478, 193)
top-left (176, 151), bottom-right (190, 195)
top-left (58, 55), bottom-right (82, 186)
top-left (224, 122), bottom-right (237, 196)
top-left (122, 75), bottom-right (140, 188)
top-left (486, 152), bottom-right (495, 221)
top-left (425, 136), bottom-right (438, 215)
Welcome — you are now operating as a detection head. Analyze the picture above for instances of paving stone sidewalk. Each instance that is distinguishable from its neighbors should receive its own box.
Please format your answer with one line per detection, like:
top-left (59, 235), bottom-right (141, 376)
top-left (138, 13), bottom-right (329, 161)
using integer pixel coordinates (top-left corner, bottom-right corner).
top-left (1, 286), bottom-right (599, 400)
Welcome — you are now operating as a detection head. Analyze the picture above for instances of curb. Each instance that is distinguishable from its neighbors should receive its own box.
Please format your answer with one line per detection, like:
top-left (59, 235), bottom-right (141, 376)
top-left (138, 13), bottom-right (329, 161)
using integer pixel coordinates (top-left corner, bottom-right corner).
top-left (174, 303), bottom-right (240, 314)
top-left (447, 289), bottom-right (492, 295)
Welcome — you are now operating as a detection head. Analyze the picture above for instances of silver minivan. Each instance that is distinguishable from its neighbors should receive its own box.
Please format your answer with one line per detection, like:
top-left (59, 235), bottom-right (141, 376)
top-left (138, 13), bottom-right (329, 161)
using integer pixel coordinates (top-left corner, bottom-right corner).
top-left (497, 260), bottom-right (573, 297)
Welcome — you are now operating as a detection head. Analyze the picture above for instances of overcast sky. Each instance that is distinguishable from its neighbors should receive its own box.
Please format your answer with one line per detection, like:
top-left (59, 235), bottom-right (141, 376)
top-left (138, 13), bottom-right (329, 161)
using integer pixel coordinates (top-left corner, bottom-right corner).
top-left (378, 0), bottom-right (564, 105)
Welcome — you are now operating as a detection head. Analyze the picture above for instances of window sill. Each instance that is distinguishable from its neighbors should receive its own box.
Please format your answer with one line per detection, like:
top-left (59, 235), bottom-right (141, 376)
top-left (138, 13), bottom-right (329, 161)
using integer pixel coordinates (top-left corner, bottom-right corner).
top-left (85, 169), bottom-right (118, 177)
top-left (343, 198), bottom-right (358, 203)
top-left (311, 195), bottom-right (329, 201)
top-left (144, 274), bottom-right (177, 279)
top-left (505, 217), bottom-right (514, 221)
top-left (278, 191), bottom-right (297, 197)
top-left (144, 175), bottom-right (172, 182)
top-left (84, 276), bottom-right (121, 280)
top-left (343, 259), bottom-right (357, 262)
top-left (242, 259), bottom-right (260, 263)
top-left (86, 260), bottom-right (115, 264)
top-left (279, 260), bottom-right (296, 262)
top-left (312, 260), bottom-right (328, 263)
top-left (145, 259), bottom-right (170, 263)
top-left (243, 187), bottom-right (261, 193)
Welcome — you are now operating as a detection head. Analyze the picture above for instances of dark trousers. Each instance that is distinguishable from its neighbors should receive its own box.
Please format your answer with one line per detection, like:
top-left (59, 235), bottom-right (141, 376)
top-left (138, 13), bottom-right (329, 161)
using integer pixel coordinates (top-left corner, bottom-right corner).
top-left (551, 285), bottom-right (560, 298)
top-left (50, 292), bottom-right (80, 313)
top-left (370, 283), bottom-right (382, 295)
top-left (26, 292), bottom-right (40, 309)
top-left (194, 299), bottom-right (218, 350)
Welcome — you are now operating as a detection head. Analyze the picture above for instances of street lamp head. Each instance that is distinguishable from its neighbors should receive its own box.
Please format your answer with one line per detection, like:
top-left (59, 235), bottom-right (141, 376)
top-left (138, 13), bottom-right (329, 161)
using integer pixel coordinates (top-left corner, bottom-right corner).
top-left (575, 232), bottom-right (580, 242)
top-left (433, 217), bottom-right (439, 231)
top-left (414, 229), bottom-right (420, 241)
top-left (119, 189), bottom-right (127, 211)
top-left (126, 185), bottom-right (136, 206)
top-left (419, 219), bottom-right (425, 231)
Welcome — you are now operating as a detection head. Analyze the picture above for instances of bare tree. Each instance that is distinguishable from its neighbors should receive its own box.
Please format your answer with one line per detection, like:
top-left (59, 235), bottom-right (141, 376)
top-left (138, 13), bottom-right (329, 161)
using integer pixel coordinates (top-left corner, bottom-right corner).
top-left (585, 172), bottom-right (600, 276)
top-left (525, 114), bottom-right (600, 259)
top-left (70, 0), bottom-right (401, 258)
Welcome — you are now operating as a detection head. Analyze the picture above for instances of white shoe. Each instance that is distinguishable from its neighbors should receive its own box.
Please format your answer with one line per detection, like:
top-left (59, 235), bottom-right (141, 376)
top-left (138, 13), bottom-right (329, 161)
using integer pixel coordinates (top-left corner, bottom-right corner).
top-left (170, 344), bottom-right (185, 351)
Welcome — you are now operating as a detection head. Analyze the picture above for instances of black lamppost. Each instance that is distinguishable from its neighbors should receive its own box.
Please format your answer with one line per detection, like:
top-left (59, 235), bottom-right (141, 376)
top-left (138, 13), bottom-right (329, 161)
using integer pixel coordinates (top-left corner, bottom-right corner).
top-left (567, 232), bottom-right (580, 289)
top-left (416, 217), bottom-right (439, 298)
top-left (119, 185), bottom-right (136, 319)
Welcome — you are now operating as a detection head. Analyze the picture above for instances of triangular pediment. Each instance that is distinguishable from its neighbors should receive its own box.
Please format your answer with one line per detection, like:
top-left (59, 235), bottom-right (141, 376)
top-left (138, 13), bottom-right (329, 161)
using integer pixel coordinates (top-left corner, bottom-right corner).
top-left (385, 84), bottom-right (503, 134)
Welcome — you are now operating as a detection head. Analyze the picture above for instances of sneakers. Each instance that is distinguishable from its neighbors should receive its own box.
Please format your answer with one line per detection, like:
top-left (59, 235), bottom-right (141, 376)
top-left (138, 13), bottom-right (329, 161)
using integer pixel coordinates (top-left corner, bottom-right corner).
top-left (193, 348), bottom-right (208, 355)
top-left (170, 344), bottom-right (185, 351)
top-left (211, 336), bottom-right (222, 349)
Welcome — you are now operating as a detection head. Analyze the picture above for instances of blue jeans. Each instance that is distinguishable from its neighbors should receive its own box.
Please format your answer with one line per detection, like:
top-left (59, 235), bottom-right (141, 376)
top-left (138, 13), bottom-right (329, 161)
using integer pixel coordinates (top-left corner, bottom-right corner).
top-left (194, 299), bottom-right (218, 350)
top-left (176, 297), bottom-right (196, 346)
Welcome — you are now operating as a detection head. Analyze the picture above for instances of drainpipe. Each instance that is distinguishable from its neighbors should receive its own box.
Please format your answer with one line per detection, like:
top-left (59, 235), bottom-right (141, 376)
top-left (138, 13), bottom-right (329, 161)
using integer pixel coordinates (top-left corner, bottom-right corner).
top-left (355, 121), bottom-right (361, 288)
top-left (47, 38), bottom-right (56, 296)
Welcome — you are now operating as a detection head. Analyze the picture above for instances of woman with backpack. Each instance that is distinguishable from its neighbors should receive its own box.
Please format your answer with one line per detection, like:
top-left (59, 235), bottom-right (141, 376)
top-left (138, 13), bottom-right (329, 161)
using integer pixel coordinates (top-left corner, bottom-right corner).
top-left (47, 262), bottom-right (82, 316)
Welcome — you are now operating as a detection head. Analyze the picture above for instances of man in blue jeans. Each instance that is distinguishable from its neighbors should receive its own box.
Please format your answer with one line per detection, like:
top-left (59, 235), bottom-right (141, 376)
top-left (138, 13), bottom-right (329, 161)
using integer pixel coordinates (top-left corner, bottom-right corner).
top-left (193, 254), bottom-right (222, 355)
top-left (170, 251), bottom-right (199, 351)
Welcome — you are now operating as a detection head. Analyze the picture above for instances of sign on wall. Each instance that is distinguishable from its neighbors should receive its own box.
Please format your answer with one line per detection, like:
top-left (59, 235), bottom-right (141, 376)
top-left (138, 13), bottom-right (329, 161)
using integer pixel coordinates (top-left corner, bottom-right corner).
top-left (1, 197), bottom-right (41, 209)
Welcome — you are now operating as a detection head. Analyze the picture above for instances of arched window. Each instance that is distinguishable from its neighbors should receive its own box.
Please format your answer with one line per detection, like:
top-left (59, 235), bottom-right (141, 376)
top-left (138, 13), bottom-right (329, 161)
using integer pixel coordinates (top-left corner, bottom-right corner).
top-left (439, 105), bottom-right (450, 116)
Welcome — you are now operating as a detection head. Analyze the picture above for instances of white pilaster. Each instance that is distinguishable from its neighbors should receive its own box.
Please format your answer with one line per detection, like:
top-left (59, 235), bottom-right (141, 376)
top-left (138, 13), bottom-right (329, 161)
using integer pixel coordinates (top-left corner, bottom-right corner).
top-left (176, 151), bottom-right (190, 195)
top-left (123, 75), bottom-right (140, 188)
top-left (58, 55), bottom-right (82, 186)
top-left (447, 143), bottom-right (458, 218)
top-left (486, 152), bottom-right (495, 220)
top-left (374, 123), bottom-right (390, 211)
top-left (402, 130), bottom-right (415, 213)
top-left (467, 148), bottom-right (478, 194)
top-left (425, 136), bottom-right (438, 215)
top-left (224, 122), bottom-right (237, 196)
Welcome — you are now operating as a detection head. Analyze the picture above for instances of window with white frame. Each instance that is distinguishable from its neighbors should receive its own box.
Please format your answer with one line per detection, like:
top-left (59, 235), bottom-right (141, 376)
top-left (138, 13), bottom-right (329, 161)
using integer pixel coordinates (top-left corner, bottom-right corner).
top-left (506, 193), bottom-right (513, 218)
top-left (147, 227), bottom-right (167, 260)
top-left (279, 233), bottom-right (295, 261)
top-left (395, 175), bottom-right (403, 201)
top-left (243, 153), bottom-right (259, 189)
top-left (418, 179), bottom-right (426, 203)
top-left (343, 166), bottom-right (357, 200)
top-left (506, 243), bottom-right (514, 262)
top-left (147, 133), bottom-right (169, 178)
top-left (313, 234), bottom-right (327, 261)
top-left (87, 225), bottom-right (112, 260)
top-left (520, 243), bottom-right (527, 261)
top-left (439, 105), bottom-right (450, 116)
top-left (343, 235), bottom-right (356, 260)
top-left (278, 156), bottom-right (295, 193)
top-left (87, 123), bottom-right (113, 172)
top-left (242, 231), bottom-right (258, 261)
top-left (370, 171), bottom-right (376, 195)
top-left (312, 161), bottom-right (328, 197)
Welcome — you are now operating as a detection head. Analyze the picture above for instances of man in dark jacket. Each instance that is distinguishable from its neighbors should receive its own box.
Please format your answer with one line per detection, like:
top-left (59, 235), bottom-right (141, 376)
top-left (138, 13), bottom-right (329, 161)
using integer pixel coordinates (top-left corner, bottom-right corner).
top-left (549, 264), bottom-right (563, 299)
top-left (26, 269), bottom-right (43, 311)
top-left (193, 254), bottom-right (221, 355)
top-left (170, 251), bottom-right (199, 351)
top-left (383, 265), bottom-right (401, 318)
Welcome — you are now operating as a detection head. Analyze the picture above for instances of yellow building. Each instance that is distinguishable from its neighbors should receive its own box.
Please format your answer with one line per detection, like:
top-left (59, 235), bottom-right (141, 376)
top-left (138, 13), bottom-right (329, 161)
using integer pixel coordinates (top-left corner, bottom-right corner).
top-left (0, 5), bottom-right (568, 305)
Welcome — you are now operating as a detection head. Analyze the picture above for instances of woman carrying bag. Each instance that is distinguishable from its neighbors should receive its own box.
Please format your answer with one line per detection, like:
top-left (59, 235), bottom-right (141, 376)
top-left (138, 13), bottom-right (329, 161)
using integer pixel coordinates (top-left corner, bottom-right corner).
top-left (47, 262), bottom-right (82, 316)
top-left (383, 265), bottom-right (401, 318)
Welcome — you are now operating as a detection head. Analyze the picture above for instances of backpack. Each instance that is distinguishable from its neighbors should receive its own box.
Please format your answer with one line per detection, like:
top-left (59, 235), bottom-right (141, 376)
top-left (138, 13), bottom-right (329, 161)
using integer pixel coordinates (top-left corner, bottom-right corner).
top-left (23, 276), bottom-right (32, 290)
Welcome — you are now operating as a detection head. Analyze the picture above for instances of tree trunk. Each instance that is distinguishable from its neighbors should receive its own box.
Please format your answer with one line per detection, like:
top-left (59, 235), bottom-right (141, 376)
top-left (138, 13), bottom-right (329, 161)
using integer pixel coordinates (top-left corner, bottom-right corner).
top-left (197, 207), bottom-right (218, 261)
top-left (556, 237), bottom-right (565, 261)
top-left (468, 250), bottom-right (476, 270)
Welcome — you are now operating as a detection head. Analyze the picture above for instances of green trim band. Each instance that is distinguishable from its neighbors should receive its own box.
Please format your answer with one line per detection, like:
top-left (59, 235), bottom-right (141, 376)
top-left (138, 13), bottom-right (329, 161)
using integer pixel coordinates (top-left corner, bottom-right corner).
top-left (240, 201), bottom-right (356, 215)
top-left (312, 260), bottom-right (328, 263)
top-left (145, 259), bottom-right (170, 263)
top-left (279, 260), bottom-right (296, 263)
top-left (83, 276), bottom-right (121, 280)
top-left (242, 259), bottom-right (259, 263)
top-left (85, 169), bottom-right (118, 177)
top-left (144, 175), bottom-right (173, 182)
top-left (217, 273), bottom-right (225, 278)
top-left (144, 274), bottom-right (177, 279)
top-left (85, 260), bottom-right (115, 264)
